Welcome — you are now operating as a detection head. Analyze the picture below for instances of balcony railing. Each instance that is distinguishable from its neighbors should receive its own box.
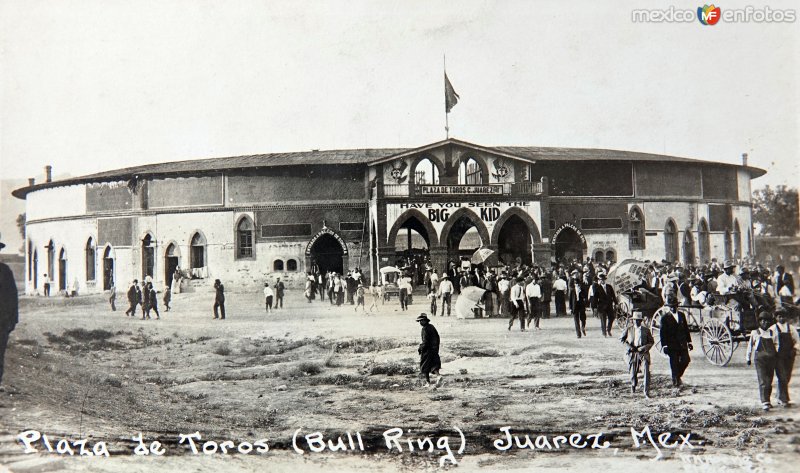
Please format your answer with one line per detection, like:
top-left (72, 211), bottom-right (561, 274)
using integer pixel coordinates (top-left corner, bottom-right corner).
top-left (382, 181), bottom-right (543, 198)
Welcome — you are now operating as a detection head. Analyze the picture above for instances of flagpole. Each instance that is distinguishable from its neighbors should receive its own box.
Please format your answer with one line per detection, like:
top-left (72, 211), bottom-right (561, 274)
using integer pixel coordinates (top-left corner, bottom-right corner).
top-left (444, 54), bottom-right (449, 139)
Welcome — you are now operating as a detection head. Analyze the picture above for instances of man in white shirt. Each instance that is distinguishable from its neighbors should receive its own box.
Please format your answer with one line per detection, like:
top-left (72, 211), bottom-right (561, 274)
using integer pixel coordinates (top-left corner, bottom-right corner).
top-left (552, 275), bottom-right (568, 316)
top-left (525, 276), bottom-right (542, 329)
top-left (429, 270), bottom-right (439, 293)
top-left (716, 261), bottom-right (740, 295)
top-left (498, 274), bottom-right (511, 317)
top-left (746, 312), bottom-right (778, 410)
top-left (620, 312), bottom-right (654, 397)
top-left (508, 278), bottom-right (527, 332)
top-left (437, 275), bottom-right (454, 317)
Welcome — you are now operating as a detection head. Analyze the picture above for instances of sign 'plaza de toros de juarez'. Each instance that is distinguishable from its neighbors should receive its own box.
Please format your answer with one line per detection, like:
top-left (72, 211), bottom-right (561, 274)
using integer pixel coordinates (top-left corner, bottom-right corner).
top-left (12, 138), bottom-right (764, 293)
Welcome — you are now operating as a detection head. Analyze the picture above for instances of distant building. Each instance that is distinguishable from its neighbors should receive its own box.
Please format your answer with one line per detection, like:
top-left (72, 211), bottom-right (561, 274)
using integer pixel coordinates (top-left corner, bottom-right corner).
top-left (12, 138), bottom-right (764, 294)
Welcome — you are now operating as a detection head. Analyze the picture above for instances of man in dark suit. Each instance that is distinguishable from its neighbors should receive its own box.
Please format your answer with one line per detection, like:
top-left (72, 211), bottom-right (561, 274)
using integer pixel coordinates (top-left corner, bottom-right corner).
top-left (775, 265), bottom-right (795, 305)
top-left (213, 279), bottom-right (226, 319)
top-left (569, 274), bottom-right (588, 338)
top-left (591, 272), bottom-right (617, 337)
top-left (0, 235), bottom-right (19, 389)
top-left (660, 294), bottom-right (693, 388)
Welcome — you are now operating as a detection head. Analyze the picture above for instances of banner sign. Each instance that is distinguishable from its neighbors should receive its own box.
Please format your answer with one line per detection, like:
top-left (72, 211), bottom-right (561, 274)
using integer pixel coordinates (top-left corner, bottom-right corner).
top-left (305, 227), bottom-right (348, 256)
top-left (418, 185), bottom-right (503, 196)
top-left (551, 223), bottom-right (587, 246)
top-left (607, 259), bottom-right (649, 293)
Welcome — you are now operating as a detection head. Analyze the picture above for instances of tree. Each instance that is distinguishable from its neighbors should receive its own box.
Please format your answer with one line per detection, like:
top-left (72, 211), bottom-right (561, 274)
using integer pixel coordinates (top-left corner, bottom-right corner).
top-left (752, 186), bottom-right (799, 236)
top-left (16, 213), bottom-right (26, 253)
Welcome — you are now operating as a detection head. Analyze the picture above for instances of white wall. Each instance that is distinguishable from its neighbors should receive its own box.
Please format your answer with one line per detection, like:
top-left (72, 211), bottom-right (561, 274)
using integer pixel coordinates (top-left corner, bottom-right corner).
top-left (26, 185), bottom-right (86, 221)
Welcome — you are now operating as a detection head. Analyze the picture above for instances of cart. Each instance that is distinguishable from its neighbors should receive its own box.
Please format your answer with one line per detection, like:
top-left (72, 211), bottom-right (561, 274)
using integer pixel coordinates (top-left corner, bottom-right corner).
top-left (647, 293), bottom-right (758, 367)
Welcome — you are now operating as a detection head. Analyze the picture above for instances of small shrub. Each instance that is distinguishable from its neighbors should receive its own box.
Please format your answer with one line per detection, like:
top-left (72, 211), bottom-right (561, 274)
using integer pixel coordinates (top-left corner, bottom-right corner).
top-left (214, 344), bottom-right (232, 356)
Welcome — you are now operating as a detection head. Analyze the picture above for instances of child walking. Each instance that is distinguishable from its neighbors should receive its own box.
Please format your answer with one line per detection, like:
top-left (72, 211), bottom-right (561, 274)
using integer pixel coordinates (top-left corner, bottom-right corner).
top-left (355, 284), bottom-right (366, 313)
top-left (428, 289), bottom-right (438, 316)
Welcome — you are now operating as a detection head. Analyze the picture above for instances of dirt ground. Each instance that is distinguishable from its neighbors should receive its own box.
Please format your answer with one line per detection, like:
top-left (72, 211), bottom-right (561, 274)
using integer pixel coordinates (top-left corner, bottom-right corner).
top-left (1, 288), bottom-right (798, 472)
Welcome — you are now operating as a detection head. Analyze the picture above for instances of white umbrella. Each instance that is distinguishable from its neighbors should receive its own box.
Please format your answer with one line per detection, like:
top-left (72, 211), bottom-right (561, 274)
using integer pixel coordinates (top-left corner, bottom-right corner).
top-left (471, 248), bottom-right (495, 265)
top-left (455, 286), bottom-right (486, 319)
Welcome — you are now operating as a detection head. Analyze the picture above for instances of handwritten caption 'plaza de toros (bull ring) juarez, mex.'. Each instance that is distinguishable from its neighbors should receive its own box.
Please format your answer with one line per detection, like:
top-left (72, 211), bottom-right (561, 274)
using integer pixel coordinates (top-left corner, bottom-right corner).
top-left (17, 425), bottom-right (700, 466)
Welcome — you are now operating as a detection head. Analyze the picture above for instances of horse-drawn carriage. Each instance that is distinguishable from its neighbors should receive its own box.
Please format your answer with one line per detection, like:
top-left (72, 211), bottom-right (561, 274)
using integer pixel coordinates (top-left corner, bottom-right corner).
top-left (608, 259), bottom-right (795, 367)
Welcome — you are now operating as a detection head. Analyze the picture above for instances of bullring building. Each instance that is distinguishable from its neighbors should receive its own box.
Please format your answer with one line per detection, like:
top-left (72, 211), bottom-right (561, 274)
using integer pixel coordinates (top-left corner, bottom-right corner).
top-left (12, 138), bottom-right (764, 294)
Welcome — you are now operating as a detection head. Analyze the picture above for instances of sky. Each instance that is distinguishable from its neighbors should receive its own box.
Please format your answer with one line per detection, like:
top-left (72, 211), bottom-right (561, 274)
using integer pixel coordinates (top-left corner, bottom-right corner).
top-left (1, 0), bottom-right (798, 190)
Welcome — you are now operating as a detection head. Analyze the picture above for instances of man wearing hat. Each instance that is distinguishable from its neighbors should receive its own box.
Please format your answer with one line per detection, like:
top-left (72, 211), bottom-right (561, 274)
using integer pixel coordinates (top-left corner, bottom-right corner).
top-left (716, 261), bottom-right (740, 296)
top-left (509, 278), bottom-right (527, 331)
top-left (416, 314), bottom-right (441, 387)
top-left (775, 265), bottom-right (795, 306)
top-left (590, 272), bottom-right (617, 337)
top-left (660, 294), bottom-right (693, 388)
top-left (437, 274), bottom-right (454, 316)
top-left (213, 279), bottom-right (226, 319)
top-left (0, 234), bottom-right (19, 388)
top-left (620, 312), bottom-right (654, 397)
top-left (746, 311), bottom-right (778, 410)
top-left (569, 271), bottom-right (588, 338)
top-left (553, 273), bottom-right (568, 317)
top-left (771, 308), bottom-right (799, 407)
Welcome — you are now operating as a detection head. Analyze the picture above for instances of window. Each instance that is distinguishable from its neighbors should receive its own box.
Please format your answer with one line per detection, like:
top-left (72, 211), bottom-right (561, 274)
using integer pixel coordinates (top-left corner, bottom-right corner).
top-left (629, 208), bottom-right (644, 250)
top-left (414, 157), bottom-right (440, 185)
top-left (664, 219), bottom-right (678, 263)
top-left (191, 232), bottom-right (206, 269)
top-left (236, 217), bottom-right (254, 258)
top-left (594, 250), bottom-right (604, 262)
top-left (733, 220), bottom-right (741, 259)
top-left (27, 240), bottom-right (32, 281)
top-left (273, 260), bottom-right (284, 271)
top-left (458, 157), bottom-right (483, 184)
top-left (605, 250), bottom-right (615, 264)
top-left (85, 238), bottom-right (96, 281)
top-left (724, 229), bottom-right (732, 261)
top-left (287, 259), bottom-right (298, 271)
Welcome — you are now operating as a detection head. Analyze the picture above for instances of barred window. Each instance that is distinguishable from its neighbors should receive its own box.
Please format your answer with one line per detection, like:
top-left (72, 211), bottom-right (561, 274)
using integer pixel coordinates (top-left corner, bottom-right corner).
top-left (287, 259), bottom-right (298, 271)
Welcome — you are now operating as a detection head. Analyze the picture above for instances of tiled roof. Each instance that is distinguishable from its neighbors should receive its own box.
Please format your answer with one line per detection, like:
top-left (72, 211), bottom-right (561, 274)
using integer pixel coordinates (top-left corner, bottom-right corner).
top-left (11, 139), bottom-right (766, 199)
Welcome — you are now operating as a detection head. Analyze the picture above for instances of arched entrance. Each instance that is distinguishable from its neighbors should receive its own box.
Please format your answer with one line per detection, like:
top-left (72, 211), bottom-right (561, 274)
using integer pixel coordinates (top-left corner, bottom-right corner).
top-left (441, 210), bottom-right (489, 264)
top-left (164, 243), bottom-right (180, 289)
top-left (103, 246), bottom-right (115, 290)
top-left (682, 231), bottom-right (695, 267)
top-left (552, 224), bottom-right (586, 262)
top-left (306, 229), bottom-right (347, 275)
top-left (496, 215), bottom-right (532, 265)
top-left (698, 219), bottom-right (710, 264)
top-left (390, 212), bottom-right (435, 283)
top-left (58, 248), bottom-right (67, 292)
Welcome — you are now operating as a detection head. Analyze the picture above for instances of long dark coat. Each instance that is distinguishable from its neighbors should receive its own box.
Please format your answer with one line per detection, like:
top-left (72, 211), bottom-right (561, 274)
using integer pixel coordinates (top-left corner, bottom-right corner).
top-left (419, 323), bottom-right (441, 374)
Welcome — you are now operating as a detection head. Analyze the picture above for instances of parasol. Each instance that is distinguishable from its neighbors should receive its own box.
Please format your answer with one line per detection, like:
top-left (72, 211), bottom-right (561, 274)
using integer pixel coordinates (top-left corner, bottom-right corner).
top-left (606, 259), bottom-right (649, 293)
top-left (471, 248), bottom-right (495, 265)
top-left (455, 286), bottom-right (486, 319)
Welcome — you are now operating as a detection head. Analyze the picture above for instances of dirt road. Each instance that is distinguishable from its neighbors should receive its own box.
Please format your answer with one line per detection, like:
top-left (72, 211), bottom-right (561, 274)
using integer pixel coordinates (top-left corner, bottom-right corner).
top-left (1, 289), bottom-right (797, 472)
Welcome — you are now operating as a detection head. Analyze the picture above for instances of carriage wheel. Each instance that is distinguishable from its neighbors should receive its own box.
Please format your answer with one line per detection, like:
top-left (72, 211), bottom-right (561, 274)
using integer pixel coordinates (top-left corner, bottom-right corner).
top-left (701, 319), bottom-right (733, 367)
top-left (615, 300), bottom-right (631, 330)
top-left (648, 312), bottom-right (669, 359)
